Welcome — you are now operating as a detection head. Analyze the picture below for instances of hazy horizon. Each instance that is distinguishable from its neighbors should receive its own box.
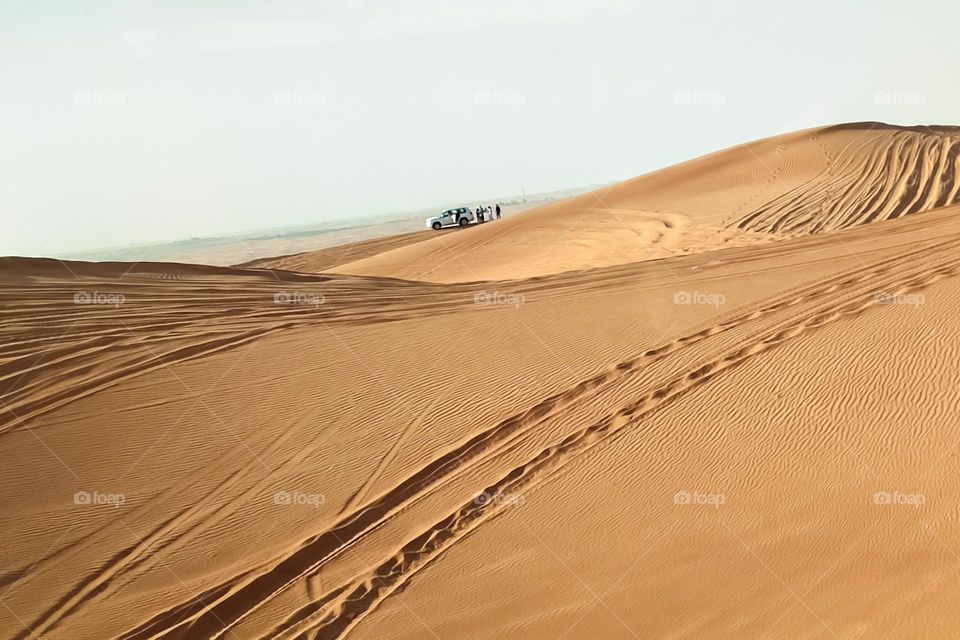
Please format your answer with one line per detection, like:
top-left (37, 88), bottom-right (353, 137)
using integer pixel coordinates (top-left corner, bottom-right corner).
top-left (4, 0), bottom-right (959, 258)
top-left (59, 181), bottom-right (596, 260)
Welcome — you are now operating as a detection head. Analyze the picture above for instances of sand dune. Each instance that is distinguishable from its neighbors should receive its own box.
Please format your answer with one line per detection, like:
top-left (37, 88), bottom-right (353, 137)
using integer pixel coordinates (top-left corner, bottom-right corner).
top-left (3, 123), bottom-right (960, 639)
top-left (325, 123), bottom-right (960, 282)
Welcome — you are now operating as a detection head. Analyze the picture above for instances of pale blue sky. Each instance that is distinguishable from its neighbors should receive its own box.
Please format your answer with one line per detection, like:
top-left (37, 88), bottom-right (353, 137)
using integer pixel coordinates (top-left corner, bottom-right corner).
top-left (2, 0), bottom-right (958, 257)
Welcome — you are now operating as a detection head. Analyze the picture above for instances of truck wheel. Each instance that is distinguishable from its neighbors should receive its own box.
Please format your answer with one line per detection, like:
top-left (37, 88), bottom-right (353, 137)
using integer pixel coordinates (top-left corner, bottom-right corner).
top-left (459, 217), bottom-right (469, 227)
top-left (432, 221), bottom-right (442, 230)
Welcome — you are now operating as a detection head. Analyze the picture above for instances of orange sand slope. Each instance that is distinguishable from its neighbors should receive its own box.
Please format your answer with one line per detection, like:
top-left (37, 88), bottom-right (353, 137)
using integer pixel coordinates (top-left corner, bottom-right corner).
top-left (328, 122), bottom-right (960, 282)
top-left (3, 123), bottom-right (960, 640)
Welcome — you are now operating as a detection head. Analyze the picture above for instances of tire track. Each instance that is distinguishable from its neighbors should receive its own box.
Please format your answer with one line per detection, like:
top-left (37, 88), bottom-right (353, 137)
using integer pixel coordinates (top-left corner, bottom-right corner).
top-left (735, 129), bottom-right (960, 235)
top-left (115, 238), bottom-right (960, 640)
top-left (280, 247), bottom-right (960, 640)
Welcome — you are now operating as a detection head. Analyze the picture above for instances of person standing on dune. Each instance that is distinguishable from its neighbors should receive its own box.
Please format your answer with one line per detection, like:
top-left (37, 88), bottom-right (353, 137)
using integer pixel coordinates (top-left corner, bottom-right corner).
top-left (496, 203), bottom-right (501, 219)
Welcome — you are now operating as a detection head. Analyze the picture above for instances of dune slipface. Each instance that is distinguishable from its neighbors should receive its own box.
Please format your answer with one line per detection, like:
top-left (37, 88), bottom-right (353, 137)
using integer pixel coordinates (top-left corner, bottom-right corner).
top-left (2, 122), bottom-right (960, 640)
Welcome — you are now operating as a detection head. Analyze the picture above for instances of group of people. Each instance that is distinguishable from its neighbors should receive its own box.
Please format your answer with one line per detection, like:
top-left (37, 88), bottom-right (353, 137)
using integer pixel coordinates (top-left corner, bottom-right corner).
top-left (475, 203), bottom-right (502, 223)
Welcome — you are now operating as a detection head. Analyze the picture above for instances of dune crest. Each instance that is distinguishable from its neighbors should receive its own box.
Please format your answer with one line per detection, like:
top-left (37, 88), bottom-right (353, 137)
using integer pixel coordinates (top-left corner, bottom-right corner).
top-left (316, 123), bottom-right (960, 283)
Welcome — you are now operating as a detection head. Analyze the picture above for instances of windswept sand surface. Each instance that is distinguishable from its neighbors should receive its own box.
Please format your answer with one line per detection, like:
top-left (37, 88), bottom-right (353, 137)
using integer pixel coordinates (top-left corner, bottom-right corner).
top-left (3, 122), bottom-right (960, 639)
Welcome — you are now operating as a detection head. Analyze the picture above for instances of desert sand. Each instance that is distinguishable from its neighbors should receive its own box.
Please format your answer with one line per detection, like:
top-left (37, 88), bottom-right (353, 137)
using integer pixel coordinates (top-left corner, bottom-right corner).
top-left (2, 122), bottom-right (960, 639)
